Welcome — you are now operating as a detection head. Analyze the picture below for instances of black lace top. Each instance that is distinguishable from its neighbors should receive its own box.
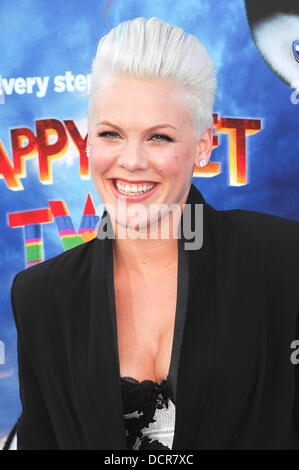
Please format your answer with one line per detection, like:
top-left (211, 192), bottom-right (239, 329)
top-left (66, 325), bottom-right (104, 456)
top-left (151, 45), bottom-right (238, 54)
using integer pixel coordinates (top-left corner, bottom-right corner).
top-left (120, 376), bottom-right (175, 449)
top-left (105, 235), bottom-right (189, 450)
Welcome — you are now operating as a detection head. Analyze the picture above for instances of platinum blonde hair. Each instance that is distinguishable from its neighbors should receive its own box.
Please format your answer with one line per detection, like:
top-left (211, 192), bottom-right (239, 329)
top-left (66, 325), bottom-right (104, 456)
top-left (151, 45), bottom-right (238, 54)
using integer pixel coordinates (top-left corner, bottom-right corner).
top-left (88, 17), bottom-right (217, 138)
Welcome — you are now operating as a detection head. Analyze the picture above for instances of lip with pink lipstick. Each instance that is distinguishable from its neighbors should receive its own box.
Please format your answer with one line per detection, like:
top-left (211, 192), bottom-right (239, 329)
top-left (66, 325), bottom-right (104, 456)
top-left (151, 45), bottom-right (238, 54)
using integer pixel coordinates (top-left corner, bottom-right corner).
top-left (108, 177), bottom-right (160, 202)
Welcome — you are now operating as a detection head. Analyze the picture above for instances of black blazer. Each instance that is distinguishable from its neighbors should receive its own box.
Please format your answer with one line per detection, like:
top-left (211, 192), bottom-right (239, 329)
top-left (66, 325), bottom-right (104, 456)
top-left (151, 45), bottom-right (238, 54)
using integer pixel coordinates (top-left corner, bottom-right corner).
top-left (11, 183), bottom-right (299, 450)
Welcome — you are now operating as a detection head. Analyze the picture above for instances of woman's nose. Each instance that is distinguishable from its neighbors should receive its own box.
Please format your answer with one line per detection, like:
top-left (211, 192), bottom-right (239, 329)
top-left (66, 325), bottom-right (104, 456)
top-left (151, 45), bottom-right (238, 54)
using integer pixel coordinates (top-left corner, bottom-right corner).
top-left (116, 142), bottom-right (149, 172)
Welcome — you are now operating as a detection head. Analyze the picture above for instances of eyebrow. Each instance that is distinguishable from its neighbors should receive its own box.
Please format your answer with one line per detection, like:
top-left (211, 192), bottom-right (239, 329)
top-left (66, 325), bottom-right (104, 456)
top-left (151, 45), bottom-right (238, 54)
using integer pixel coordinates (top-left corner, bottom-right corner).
top-left (96, 120), bottom-right (177, 132)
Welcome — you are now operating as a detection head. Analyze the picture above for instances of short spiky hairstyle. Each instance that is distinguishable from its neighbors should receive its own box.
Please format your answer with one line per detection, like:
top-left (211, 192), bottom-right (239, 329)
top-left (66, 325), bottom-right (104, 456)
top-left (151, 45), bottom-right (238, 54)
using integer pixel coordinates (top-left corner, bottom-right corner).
top-left (88, 17), bottom-right (217, 138)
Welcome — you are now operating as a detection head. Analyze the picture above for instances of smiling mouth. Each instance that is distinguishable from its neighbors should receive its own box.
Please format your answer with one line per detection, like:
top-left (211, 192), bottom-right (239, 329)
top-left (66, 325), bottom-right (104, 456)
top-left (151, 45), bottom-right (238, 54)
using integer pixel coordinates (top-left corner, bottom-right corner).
top-left (112, 179), bottom-right (158, 196)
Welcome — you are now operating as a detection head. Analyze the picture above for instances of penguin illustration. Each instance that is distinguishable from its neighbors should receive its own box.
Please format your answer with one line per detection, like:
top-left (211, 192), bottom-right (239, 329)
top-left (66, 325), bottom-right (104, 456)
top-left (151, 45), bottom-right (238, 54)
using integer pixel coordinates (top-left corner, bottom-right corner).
top-left (244, 0), bottom-right (299, 88)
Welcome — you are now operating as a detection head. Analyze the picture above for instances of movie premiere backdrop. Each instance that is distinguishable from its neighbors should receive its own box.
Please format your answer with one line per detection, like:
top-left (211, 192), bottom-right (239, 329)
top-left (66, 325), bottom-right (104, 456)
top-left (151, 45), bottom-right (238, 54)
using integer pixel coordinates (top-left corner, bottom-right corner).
top-left (0, 0), bottom-right (299, 445)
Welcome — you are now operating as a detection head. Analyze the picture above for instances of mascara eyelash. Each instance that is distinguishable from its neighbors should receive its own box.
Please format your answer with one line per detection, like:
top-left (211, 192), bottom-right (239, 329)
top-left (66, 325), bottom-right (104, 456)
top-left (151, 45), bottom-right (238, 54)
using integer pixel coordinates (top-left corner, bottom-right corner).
top-left (97, 131), bottom-right (174, 142)
top-left (97, 131), bottom-right (118, 137)
top-left (152, 134), bottom-right (173, 142)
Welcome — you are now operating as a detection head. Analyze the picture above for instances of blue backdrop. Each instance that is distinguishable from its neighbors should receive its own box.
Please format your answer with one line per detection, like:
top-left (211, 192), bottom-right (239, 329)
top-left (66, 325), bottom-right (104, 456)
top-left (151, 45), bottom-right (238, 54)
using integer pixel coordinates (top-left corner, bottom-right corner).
top-left (0, 0), bottom-right (298, 442)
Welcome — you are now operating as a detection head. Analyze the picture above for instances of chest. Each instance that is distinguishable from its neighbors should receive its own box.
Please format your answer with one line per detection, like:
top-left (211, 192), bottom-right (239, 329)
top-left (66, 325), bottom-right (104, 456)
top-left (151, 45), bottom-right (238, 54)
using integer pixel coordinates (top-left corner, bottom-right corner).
top-left (113, 267), bottom-right (178, 383)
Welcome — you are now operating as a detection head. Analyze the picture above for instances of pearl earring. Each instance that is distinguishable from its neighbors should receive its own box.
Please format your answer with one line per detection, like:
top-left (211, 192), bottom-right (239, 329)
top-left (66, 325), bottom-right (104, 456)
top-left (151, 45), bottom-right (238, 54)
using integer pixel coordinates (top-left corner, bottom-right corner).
top-left (199, 159), bottom-right (207, 168)
top-left (85, 146), bottom-right (91, 158)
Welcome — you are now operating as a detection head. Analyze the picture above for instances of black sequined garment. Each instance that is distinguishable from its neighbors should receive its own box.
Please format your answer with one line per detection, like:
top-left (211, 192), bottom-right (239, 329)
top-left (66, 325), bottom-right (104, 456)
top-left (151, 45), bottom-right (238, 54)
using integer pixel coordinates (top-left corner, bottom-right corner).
top-left (120, 376), bottom-right (176, 450)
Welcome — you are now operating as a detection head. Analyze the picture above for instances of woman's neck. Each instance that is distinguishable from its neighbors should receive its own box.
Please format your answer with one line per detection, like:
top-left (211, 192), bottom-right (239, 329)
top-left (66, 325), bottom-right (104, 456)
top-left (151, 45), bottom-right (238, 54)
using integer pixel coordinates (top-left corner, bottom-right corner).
top-left (112, 236), bottom-right (178, 278)
top-left (110, 187), bottom-right (190, 277)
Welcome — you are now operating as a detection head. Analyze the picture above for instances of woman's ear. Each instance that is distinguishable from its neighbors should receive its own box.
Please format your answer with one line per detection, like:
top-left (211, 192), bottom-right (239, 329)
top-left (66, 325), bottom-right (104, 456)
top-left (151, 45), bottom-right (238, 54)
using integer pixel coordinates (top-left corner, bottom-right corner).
top-left (194, 127), bottom-right (213, 168)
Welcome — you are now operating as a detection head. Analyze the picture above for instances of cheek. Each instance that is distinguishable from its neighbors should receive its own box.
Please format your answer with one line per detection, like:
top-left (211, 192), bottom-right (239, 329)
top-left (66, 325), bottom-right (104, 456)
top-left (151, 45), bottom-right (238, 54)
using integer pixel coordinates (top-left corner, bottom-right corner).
top-left (157, 149), bottom-right (192, 178)
top-left (90, 151), bottom-right (113, 176)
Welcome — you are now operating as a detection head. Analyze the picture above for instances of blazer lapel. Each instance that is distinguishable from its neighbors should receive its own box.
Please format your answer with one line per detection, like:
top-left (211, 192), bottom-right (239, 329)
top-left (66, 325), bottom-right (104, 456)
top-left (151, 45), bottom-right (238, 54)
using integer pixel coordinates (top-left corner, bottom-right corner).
top-left (86, 216), bottom-right (127, 450)
top-left (172, 184), bottom-right (225, 449)
top-left (86, 183), bottom-right (225, 450)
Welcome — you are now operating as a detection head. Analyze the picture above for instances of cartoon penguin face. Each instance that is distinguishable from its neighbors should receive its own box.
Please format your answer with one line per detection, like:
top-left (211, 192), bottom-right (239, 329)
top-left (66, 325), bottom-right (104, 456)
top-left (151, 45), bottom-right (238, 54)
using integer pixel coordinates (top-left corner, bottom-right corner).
top-left (245, 0), bottom-right (299, 88)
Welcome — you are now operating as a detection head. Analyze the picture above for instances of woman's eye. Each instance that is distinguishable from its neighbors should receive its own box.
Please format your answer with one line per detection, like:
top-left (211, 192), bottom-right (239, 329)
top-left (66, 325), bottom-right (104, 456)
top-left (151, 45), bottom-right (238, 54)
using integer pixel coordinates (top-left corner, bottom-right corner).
top-left (151, 134), bottom-right (173, 142)
top-left (97, 131), bottom-right (173, 142)
top-left (97, 131), bottom-right (120, 138)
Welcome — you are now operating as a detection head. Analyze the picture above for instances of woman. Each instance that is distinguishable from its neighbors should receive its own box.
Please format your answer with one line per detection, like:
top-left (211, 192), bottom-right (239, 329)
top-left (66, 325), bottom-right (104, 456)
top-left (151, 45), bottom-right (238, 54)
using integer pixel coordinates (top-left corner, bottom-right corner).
top-left (11, 17), bottom-right (299, 450)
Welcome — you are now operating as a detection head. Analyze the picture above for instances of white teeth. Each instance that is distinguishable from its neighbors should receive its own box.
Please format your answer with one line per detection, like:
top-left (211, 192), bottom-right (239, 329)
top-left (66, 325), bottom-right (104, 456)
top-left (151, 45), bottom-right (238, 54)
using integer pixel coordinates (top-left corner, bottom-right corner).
top-left (115, 180), bottom-right (156, 195)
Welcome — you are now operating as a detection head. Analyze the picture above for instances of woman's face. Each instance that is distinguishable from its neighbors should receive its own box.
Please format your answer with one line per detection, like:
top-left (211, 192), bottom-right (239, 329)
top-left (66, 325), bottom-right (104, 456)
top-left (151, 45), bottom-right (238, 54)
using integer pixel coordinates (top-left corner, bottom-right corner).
top-left (88, 76), bottom-right (212, 233)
